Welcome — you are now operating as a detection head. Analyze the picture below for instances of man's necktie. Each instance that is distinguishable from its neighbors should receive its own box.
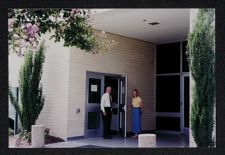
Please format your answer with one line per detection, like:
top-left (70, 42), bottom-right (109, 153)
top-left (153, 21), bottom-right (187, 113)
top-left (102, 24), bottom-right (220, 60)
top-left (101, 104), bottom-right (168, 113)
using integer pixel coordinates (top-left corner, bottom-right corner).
top-left (109, 95), bottom-right (112, 108)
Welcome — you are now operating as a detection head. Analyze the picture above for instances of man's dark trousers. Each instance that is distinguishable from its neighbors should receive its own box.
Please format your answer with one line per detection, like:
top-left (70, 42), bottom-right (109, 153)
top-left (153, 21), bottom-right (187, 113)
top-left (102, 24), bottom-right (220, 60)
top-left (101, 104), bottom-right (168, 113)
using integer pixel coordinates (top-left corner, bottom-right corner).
top-left (102, 107), bottom-right (112, 138)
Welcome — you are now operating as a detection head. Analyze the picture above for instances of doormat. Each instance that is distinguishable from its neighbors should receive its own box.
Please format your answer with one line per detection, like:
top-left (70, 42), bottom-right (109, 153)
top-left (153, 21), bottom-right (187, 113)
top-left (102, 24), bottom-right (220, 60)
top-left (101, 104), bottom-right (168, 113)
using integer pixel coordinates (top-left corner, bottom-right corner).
top-left (77, 145), bottom-right (107, 148)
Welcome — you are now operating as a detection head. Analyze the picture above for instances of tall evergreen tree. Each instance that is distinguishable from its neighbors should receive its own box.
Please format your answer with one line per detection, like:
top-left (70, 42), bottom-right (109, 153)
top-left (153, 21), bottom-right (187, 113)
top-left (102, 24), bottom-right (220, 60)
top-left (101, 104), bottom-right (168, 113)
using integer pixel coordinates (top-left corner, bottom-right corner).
top-left (187, 9), bottom-right (215, 147)
top-left (9, 42), bottom-right (46, 132)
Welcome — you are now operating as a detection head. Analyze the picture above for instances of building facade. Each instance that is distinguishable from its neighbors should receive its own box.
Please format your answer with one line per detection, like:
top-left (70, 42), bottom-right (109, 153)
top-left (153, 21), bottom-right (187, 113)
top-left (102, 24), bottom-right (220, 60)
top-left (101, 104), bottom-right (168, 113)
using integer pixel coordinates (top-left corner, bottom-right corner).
top-left (34, 32), bottom-right (156, 139)
top-left (9, 9), bottom-right (208, 146)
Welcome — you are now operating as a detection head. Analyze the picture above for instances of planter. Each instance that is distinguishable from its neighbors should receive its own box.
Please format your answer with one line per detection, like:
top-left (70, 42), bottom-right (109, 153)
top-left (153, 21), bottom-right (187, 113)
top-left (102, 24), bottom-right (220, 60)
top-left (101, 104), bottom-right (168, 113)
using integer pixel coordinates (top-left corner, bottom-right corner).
top-left (31, 125), bottom-right (45, 148)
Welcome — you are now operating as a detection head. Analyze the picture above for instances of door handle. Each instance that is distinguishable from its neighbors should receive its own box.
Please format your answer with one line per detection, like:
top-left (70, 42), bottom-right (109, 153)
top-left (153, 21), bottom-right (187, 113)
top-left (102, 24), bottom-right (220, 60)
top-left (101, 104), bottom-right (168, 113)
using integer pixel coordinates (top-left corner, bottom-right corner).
top-left (123, 105), bottom-right (127, 112)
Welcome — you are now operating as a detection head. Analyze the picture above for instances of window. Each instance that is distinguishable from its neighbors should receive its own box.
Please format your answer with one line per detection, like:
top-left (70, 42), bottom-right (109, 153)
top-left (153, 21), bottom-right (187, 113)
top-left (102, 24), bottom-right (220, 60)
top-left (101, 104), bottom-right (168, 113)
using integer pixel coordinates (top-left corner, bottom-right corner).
top-left (182, 41), bottom-right (189, 72)
top-left (156, 75), bottom-right (180, 112)
top-left (157, 43), bottom-right (180, 74)
top-left (156, 117), bottom-right (180, 131)
top-left (88, 78), bottom-right (101, 103)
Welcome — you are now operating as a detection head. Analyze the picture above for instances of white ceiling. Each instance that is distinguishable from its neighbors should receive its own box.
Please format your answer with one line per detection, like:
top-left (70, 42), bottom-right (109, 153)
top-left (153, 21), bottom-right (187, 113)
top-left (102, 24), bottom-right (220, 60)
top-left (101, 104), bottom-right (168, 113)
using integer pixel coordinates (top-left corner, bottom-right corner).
top-left (91, 9), bottom-right (190, 44)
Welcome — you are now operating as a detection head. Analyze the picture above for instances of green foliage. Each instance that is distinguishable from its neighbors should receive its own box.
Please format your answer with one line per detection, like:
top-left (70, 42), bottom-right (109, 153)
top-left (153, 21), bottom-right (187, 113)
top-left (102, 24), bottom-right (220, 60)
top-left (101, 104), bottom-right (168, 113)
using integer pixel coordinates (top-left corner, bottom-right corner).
top-left (8, 128), bottom-right (14, 137)
top-left (8, 9), bottom-right (115, 55)
top-left (19, 130), bottom-right (31, 143)
top-left (44, 128), bottom-right (50, 136)
top-left (9, 41), bottom-right (46, 132)
top-left (186, 9), bottom-right (215, 147)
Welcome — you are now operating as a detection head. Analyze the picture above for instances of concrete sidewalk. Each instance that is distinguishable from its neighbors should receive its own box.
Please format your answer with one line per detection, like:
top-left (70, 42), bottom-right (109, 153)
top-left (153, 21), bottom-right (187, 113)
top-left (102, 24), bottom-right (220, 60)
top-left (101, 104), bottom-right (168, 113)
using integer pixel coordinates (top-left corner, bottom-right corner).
top-left (45, 132), bottom-right (189, 148)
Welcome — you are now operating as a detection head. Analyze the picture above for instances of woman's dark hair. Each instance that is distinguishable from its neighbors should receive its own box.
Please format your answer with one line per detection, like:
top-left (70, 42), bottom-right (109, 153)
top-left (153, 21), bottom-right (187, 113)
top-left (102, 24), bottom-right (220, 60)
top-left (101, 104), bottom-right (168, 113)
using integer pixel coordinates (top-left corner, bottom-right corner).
top-left (132, 89), bottom-right (140, 97)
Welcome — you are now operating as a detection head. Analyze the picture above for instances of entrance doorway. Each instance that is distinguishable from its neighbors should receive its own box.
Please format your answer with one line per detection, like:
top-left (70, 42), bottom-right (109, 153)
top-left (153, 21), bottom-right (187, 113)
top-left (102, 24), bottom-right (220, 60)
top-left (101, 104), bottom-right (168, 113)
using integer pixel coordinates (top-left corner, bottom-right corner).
top-left (85, 72), bottom-right (127, 138)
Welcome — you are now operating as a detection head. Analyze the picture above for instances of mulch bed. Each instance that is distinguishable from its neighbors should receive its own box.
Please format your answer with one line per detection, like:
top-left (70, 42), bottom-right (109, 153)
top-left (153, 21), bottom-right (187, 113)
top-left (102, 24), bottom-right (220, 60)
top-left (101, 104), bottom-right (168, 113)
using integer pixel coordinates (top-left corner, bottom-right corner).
top-left (9, 134), bottom-right (65, 148)
top-left (45, 135), bottom-right (65, 144)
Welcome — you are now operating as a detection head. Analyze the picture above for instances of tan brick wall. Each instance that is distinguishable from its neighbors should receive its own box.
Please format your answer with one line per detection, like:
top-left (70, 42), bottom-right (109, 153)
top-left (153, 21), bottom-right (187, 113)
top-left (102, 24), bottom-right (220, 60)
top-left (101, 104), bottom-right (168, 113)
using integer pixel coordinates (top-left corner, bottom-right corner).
top-left (36, 32), bottom-right (70, 140)
top-left (67, 32), bottom-right (156, 137)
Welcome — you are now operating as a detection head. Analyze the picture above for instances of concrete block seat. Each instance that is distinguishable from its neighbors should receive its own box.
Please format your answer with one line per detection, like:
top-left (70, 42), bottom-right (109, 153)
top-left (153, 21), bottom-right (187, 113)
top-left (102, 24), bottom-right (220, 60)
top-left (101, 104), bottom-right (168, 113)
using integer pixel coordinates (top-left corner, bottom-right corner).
top-left (138, 134), bottom-right (156, 148)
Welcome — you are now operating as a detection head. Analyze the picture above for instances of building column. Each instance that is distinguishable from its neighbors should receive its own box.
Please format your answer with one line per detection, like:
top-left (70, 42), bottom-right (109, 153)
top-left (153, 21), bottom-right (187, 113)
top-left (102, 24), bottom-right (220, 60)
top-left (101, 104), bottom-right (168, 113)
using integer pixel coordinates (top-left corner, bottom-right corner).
top-left (189, 9), bottom-right (199, 147)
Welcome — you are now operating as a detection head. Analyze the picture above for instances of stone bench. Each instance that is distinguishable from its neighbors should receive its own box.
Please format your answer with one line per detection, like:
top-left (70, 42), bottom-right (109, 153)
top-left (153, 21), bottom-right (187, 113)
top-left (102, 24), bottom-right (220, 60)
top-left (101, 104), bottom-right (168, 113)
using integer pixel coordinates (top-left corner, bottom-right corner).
top-left (138, 134), bottom-right (156, 148)
top-left (31, 125), bottom-right (45, 148)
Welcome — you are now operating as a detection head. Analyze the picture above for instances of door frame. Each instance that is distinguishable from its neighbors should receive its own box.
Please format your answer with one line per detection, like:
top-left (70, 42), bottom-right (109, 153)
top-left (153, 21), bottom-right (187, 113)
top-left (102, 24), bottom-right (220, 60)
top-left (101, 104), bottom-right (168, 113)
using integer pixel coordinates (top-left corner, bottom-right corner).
top-left (119, 75), bottom-right (128, 138)
top-left (180, 73), bottom-right (190, 134)
top-left (84, 71), bottom-right (128, 138)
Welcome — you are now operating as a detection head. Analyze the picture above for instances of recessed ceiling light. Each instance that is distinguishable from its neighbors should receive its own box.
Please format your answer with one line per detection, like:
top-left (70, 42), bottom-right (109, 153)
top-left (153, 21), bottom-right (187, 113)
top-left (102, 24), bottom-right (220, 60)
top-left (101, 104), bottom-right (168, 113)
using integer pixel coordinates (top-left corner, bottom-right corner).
top-left (148, 22), bottom-right (160, 25)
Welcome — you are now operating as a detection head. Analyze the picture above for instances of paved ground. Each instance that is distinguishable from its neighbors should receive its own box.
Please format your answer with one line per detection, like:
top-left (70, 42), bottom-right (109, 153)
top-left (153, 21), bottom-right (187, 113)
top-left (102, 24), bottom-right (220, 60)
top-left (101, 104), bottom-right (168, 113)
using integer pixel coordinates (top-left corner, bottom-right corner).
top-left (45, 132), bottom-right (189, 148)
top-left (9, 136), bottom-right (31, 148)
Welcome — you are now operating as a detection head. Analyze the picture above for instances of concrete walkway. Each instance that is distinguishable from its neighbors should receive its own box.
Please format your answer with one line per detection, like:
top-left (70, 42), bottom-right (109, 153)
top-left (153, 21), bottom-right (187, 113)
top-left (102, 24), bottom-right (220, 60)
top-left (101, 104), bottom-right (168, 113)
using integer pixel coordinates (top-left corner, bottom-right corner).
top-left (45, 132), bottom-right (189, 148)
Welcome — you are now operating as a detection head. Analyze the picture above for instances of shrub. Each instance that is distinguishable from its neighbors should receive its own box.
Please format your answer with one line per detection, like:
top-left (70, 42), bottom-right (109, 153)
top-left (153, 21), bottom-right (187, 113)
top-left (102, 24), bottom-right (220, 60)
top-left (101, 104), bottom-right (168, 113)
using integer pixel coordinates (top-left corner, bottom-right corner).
top-left (19, 130), bottom-right (31, 143)
top-left (9, 41), bottom-right (46, 132)
top-left (8, 128), bottom-right (14, 137)
top-left (45, 128), bottom-right (50, 136)
top-left (187, 9), bottom-right (215, 147)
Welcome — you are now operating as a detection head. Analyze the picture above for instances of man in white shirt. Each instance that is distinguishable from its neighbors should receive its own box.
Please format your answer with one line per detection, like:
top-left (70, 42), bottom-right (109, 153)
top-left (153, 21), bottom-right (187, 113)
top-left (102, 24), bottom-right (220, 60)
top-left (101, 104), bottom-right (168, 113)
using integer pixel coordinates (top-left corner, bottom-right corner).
top-left (101, 86), bottom-right (112, 139)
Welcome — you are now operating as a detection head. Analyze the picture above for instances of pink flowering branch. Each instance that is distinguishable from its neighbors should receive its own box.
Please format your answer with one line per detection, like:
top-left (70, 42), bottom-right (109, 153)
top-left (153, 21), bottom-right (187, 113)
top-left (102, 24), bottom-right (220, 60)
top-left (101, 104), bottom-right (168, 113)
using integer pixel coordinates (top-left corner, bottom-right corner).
top-left (8, 9), bottom-right (115, 56)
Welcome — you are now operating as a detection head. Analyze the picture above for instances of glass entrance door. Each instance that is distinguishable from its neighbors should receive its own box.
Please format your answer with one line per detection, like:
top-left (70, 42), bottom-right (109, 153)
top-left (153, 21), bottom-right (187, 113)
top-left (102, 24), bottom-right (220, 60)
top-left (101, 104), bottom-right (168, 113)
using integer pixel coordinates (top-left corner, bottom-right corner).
top-left (103, 75), bottom-right (127, 137)
top-left (85, 72), bottom-right (104, 137)
top-left (104, 76), bottom-right (119, 133)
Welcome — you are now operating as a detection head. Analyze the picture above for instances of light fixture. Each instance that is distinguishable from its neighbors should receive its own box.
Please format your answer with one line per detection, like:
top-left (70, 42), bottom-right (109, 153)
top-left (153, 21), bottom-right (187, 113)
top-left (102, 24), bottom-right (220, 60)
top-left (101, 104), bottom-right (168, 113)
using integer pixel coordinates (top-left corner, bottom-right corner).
top-left (148, 22), bottom-right (160, 25)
